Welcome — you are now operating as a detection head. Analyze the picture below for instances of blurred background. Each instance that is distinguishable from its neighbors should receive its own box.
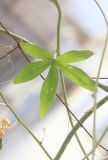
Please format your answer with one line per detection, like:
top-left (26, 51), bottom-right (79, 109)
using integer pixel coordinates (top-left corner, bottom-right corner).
top-left (0, 0), bottom-right (108, 159)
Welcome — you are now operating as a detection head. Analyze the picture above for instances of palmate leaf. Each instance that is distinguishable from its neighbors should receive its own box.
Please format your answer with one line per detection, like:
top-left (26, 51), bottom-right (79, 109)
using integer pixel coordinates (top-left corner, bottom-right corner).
top-left (56, 50), bottom-right (94, 63)
top-left (0, 139), bottom-right (2, 150)
top-left (14, 61), bottom-right (51, 84)
top-left (20, 42), bottom-right (52, 60)
top-left (59, 63), bottom-right (95, 92)
top-left (40, 61), bottom-right (58, 118)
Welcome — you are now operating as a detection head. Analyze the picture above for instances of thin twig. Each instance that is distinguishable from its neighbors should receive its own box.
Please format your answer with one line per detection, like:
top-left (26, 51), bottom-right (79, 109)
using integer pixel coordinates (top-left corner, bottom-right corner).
top-left (0, 46), bottom-right (18, 60)
top-left (55, 93), bottom-right (108, 152)
top-left (54, 96), bottom-right (108, 160)
top-left (92, 77), bottom-right (108, 79)
top-left (82, 126), bottom-right (108, 160)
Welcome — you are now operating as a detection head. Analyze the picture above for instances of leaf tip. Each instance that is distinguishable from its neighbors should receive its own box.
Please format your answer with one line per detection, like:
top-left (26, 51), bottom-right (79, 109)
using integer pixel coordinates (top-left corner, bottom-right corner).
top-left (13, 75), bottom-right (19, 84)
top-left (88, 51), bottom-right (94, 57)
top-left (39, 110), bottom-right (46, 119)
top-left (88, 81), bottom-right (96, 92)
top-left (13, 77), bottom-right (21, 84)
top-left (13, 78), bottom-right (17, 84)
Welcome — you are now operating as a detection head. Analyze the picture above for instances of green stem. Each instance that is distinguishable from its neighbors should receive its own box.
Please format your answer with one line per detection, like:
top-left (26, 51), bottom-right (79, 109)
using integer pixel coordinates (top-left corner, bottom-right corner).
top-left (54, 96), bottom-right (108, 160)
top-left (0, 91), bottom-right (52, 160)
top-left (82, 125), bottom-right (108, 160)
top-left (92, 1), bottom-right (108, 159)
top-left (0, 28), bottom-right (31, 43)
top-left (50, 0), bottom-right (88, 159)
top-left (49, 0), bottom-right (61, 56)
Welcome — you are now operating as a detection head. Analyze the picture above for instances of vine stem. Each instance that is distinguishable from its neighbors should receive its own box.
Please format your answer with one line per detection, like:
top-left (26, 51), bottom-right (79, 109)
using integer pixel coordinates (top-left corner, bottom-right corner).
top-left (0, 91), bottom-right (52, 160)
top-left (54, 96), bottom-right (108, 160)
top-left (49, 0), bottom-right (88, 159)
top-left (82, 125), bottom-right (108, 160)
top-left (92, 1), bottom-right (108, 159)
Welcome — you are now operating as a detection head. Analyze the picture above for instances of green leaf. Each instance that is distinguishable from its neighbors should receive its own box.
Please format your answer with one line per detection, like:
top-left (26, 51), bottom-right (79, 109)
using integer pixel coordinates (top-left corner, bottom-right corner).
top-left (39, 61), bottom-right (58, 118)
top-left (20, 42), bottom-right (52, 60)
top-left (14, 61), bottom-right (51, 84)
top-left (59, 63), bottom-right (95, 92)
top-left (56, 50), bottom-right (94, 63)
top-left (0, 139), bottom-right (2, 150)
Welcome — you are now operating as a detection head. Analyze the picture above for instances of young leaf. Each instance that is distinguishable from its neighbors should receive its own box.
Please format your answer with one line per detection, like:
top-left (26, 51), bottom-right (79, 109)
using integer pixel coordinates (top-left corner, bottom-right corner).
top-left (59, 63), bottom-right (95, 92)
top-left (0, 139), bottom-right (2, 150)
top-left (14, 61), bottom-right (51, 84)
top-left (56, 50), bottom-right (94, 63)
top-left (20, 42), bottom-right (52, 60)
top-left (40, 61), bottom-right (58, 118)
